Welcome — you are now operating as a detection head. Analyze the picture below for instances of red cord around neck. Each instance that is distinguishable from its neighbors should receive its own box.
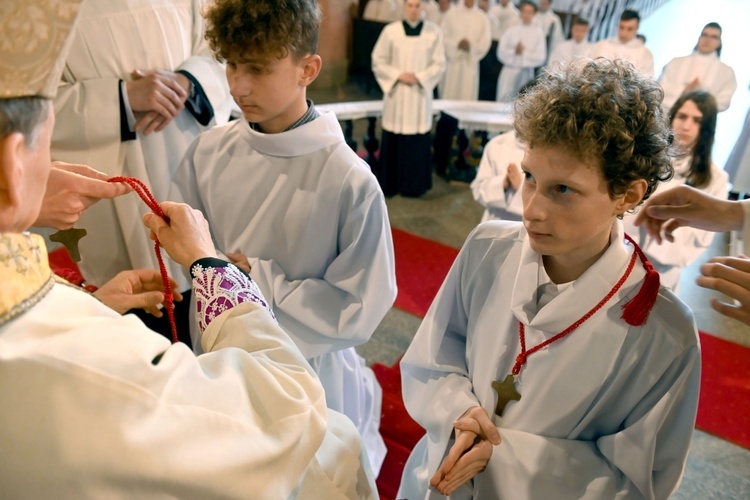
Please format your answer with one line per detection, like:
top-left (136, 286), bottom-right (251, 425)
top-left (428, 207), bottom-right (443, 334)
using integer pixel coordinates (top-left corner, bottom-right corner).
top-left (108, 176), bottom-right (178, 343)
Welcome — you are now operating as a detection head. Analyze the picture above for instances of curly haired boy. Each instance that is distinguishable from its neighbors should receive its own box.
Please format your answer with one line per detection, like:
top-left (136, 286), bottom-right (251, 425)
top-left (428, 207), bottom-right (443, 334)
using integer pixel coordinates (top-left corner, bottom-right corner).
top-left (399, 58), bottom-right (700, 499)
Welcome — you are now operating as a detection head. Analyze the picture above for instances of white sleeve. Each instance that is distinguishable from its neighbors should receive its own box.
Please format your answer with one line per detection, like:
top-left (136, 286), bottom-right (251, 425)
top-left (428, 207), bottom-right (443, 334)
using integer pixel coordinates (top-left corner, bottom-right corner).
top-left (415, 28), bottom-right (447, 92)
top-left (657, 60), bottom-right (683, 112)
top-left (497, 29), bottom-right (518, 65)
top-left (249, 178), bottom-right (397, 358)
top-left (523, 29), bottom-right (548, 68)
top-left (470, 138), bottom-right (514, 211)
top-left (470, 15), bottom-right (493, 63)
top-left (371, 25), bottom-right (401, 94)
top-left (712, 65), bottom-right (738, 112)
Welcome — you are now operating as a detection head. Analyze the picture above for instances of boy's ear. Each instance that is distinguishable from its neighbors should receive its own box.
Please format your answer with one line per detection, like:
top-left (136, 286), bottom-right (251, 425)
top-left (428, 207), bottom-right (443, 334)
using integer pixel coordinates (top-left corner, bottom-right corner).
top-left (0, 132), bottom-right (26, 210)
top-left (615, 179), bottom-right (648, 215)
top-left (299, 54), bottom-right (322, 87)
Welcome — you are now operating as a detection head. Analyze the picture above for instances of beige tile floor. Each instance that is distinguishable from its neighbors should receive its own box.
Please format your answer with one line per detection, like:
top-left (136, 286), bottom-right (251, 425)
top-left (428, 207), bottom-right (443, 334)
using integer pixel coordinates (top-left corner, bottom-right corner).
top-left (311, 0), bottom-right (750, 496)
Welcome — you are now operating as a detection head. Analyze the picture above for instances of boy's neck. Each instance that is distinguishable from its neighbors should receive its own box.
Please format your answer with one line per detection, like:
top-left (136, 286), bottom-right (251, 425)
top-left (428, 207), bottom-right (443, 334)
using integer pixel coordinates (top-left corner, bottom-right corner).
top-left (542, 239), bottom-right (611, 284)
top-left (253, 95), bottom-right (312, 134)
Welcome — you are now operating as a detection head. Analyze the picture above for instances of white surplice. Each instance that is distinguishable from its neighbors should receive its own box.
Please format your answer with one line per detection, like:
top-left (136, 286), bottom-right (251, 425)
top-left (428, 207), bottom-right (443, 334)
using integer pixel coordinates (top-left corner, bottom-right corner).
top-left (588, 37), bottom-right (655, 77)
top-left (658, 52), bottom-right (738, 112)
top-left (372, 20), bottom-right (446, 135)
top-left (470, 130), bottom-right (524, 222)
top-left (51, 0), bottom-right (231, 290)
top-left (398, 221), bottom-right (700, 500)
top-left (548, 38), bottom-right (592, 72)
top-left (0, 234), bottom-right (374, 499)
top-left (489, 2), bottom-right (520, 40)
top-left (170, 111), bottom-right (397, 473)
top-left (624, 159), bottom-right (729, 291)
top-left (439, 3), bottom-right (492, 101)
top-left (496, 23), bottom-right (547, 101)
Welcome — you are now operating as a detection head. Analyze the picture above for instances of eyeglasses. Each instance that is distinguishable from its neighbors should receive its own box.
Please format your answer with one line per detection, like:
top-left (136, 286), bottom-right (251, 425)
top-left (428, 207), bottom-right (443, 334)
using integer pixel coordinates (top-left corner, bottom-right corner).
top-left (700, 33), bottom-right (721, 40)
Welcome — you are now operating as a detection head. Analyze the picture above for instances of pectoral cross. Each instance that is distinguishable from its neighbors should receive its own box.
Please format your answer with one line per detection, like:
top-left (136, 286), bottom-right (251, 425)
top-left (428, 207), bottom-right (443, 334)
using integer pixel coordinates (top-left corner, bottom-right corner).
top-left (49, 227), bottom-right (87, 262)
top-left (492, 374), bottom-right (521, 417)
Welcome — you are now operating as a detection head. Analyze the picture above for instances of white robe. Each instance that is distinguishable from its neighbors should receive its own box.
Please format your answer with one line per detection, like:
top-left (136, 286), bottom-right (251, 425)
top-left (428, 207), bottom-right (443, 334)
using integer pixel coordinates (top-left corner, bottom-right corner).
top-left (440, 4), bottom-right (492, 101)
top-left (372, 20), bottom-right (446, 135)
top-left (624, 159), bottom-right (729, 291)
top-left (548, 38), bottom-right (592, 72)
top-left (363, 0), bottom-right (400, 22)
top-left (169, 111), bottom-right (397, 473)
top-left (536, 10), bottom-right (565, 61)
top-left (658, 52), bottom-right (738, 112)
top-left (50, 0), bottom-right (232, 290)
top-left (398, 221), bottom-right (700, 500)
top-left (496, 23), bottom-right (547, 101)
top-left (588, 37), bottom-right (655, 77)
top-left (489, 2), bottom-right (520, 39)
top-left (470, 130), bottom-right (524, 222)
top-left (0, 238), bottom-right (375, 498)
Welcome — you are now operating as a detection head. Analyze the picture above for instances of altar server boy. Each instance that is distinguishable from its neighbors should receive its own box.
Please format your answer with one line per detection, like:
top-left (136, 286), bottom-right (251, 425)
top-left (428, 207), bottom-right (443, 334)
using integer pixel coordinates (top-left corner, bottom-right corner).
top-left (170, 0), bottom-right (397, 474)
top-left (398, 58), bottom-right (701, 499)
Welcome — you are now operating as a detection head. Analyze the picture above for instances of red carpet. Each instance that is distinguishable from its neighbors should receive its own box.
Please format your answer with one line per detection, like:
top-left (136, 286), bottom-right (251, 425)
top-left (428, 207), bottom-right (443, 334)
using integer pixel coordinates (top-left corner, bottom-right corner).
top-left (378, 228), bottom-right (750, 497)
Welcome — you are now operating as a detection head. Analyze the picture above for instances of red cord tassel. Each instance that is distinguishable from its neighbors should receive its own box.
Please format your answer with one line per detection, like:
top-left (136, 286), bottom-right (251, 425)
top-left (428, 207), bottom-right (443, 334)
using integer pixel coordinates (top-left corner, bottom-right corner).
top-left (621, 233), bottom-right (660, 326)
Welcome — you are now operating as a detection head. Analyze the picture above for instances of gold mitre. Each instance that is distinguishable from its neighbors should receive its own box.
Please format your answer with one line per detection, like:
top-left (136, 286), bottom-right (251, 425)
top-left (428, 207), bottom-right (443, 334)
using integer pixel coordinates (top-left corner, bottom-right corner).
top-left (0, 0), bottom-right (82, 99)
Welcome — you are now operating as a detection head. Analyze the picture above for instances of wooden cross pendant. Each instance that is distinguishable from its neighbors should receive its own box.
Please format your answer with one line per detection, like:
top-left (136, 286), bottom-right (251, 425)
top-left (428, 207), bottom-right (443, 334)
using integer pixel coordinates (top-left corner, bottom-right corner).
top-left (492, 374), bottom-right (521, 417)
top-left (49, 227), bottom-right (88, 262)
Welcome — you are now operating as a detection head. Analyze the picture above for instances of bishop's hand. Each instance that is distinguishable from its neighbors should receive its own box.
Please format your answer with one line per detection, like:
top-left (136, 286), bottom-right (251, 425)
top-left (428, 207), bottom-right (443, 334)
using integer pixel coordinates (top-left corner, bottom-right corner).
top-left (430, 406), bottom-right (501, 496)
top-left (142, 201), bottom-right (217, 269)
top-left (94, 269), bottom-right (183, 316)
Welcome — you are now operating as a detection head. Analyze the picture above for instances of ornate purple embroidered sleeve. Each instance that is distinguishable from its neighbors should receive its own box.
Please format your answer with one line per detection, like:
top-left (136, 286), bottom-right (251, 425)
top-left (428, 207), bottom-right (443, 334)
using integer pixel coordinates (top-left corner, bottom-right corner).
top-left (190, 262), bottom-right (276, 332)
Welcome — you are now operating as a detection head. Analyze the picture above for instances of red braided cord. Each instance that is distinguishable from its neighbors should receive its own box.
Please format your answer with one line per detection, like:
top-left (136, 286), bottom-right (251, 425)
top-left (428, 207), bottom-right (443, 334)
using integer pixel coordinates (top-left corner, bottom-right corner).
top-left (512, 246), bottom-right (639, 375)
top-left (108, 176), bottom-right (178, 343)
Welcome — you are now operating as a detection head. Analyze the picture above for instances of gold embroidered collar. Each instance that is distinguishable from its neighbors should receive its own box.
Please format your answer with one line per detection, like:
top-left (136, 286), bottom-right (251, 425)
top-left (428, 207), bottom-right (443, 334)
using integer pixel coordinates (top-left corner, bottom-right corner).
top-left (0, 232), bottom-right (54, 326)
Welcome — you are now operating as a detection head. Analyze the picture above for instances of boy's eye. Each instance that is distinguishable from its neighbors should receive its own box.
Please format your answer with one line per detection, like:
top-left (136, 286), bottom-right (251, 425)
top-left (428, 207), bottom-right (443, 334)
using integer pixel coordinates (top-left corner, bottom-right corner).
top-left (523, 171), bottom-right (534, 182)
top-left (555, 185), bottom-right (571, 194)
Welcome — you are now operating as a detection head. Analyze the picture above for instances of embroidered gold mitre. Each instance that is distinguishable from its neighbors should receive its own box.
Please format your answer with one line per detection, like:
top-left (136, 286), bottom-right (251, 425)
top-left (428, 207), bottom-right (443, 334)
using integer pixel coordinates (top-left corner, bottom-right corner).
top-left (0, 233), bottom-right (53, 325)
top-left (0, 0), bottom-right (82, 99)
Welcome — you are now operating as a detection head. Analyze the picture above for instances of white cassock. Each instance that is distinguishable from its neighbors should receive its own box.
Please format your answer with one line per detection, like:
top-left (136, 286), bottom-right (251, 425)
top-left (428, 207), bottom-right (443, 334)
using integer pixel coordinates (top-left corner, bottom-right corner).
top-left (170, 111), bottom-right (397, 474)
top-left (398, 221), bottom-right (700, 500)
top-left (372, 20), bottom-right (446, 134)
top-left (0, 234), bottom-right (375, 499)
top-left (548, 38), bottom-right (592, 72)
top-left (624, 159), bottom-right (729, 291)
top-left (496, 23), bottom-right (547, 101)
top-left (363, 0), bottom-right (400, 22)
top-left (470, 130), bottom-right (524, 222)
top-left (50, 0), bottom-right (231, 290)
top-left (489, 2), bottom-right (520, 39)
top-left (536, 9), bottom-right (565, 62)
top-left (440, 3), bottom-right (492, 101)
top-left (658, 52), bottom-right (738, 112)
top-left (588, 37), bottom-right (655, 77)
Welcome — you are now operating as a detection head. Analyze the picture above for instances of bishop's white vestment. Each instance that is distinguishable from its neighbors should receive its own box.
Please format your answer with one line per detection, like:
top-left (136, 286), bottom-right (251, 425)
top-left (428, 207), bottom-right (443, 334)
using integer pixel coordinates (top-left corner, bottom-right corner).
top-left (170, 111), bottom-right (397, 473)
top-left (398, 221), bottom-right (700, 499)
top-left (0, 233), bottom-right (375, 499)
top-left (440, 4), bottom-right (492, 101)
top-left (658, 52), bottom-right (737, 112)
top-left (50, 0), bottom-right (232, 290)
top-left (470, 130), bottom-right (524, 222)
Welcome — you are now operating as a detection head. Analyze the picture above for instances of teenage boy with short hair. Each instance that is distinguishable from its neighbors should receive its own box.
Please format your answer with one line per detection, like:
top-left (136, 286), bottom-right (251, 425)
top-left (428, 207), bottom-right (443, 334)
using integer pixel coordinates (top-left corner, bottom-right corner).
top-left (170, 0), bottom-right (397, 474)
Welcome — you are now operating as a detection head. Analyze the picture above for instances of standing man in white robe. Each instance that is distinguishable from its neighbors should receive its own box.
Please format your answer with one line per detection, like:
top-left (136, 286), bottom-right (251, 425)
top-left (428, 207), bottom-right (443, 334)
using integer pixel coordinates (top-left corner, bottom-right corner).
top-left (490, 0), bottom-right (520, 37)
top-left (658, 22), bottom-right (737, 112)
top-left (588, 9), bottom-right (654, 77)
top-left (470, 129), bottom-right (525, 222)
top-left (372, 0), bottom-right (446, 197)
top-left (50, 0), bottom-right (232, 295)
top-left (439, 0), bottom-right (492, 101)
top-left (0, 3), bottom-right (374, 497)
top-left (425, 0), bottom-right (453, 26)
top-left (548, 16), bottom-right (591, 71)
top-left (496, 1), bottom-right (546, 101)
top-left (398, 59), bottom-right (700, 499)
top-left (170, 0), bottom-right (397, 475)
top-left (536, 0), bottom-right (565, 67)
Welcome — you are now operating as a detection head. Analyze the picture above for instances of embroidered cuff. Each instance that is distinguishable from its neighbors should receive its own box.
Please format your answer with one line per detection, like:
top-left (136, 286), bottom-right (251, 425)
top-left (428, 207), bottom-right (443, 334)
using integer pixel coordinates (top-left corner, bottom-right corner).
top-left (190, 258), bottom-right (275, 332)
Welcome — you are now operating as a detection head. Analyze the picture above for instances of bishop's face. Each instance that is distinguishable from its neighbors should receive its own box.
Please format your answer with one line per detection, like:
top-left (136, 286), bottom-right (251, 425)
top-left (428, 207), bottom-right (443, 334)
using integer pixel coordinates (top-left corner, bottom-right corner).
top-left (521, 146), bottom-right (639, 282)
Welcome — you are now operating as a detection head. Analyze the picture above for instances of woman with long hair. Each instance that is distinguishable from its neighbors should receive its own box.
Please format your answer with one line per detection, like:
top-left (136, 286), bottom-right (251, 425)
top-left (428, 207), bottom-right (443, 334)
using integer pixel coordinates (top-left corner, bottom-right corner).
top-left (626, 89), bottom-right (729, 291)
